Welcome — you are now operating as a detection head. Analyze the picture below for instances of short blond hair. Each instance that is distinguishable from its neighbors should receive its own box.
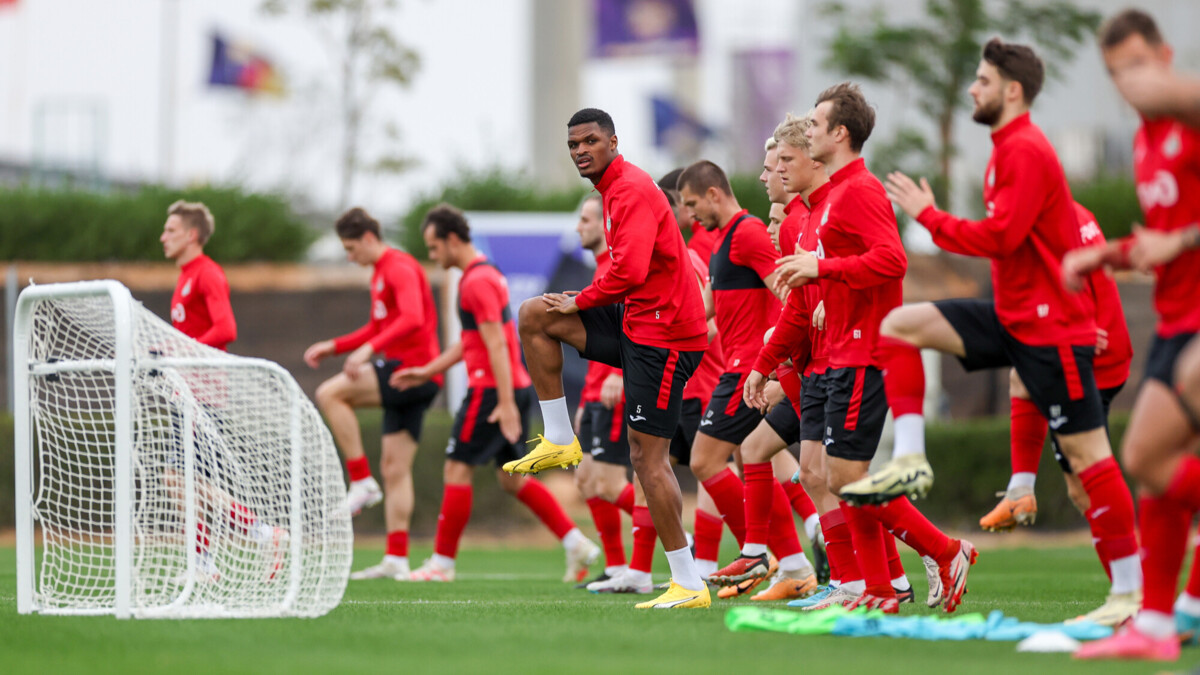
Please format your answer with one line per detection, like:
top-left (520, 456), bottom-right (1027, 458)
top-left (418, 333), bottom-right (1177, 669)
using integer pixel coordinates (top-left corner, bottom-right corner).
top-left (764, 136), bottom-right (778, 152)
top-left (773, 113), bottom-right (814, 152)
top-left (167, 200), bottom-right (215, 245)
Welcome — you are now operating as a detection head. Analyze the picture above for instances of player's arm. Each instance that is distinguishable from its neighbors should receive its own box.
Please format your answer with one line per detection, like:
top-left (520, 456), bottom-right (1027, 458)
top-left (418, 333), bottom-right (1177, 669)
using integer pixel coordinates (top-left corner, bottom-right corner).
top-left (1063, 225), bottom-right (1200, 290)
top-left (477, 320), bottom-right (521, 443)
top-left (731, 220), bottom-right (786, 301)
top-left (702, 279), bottom-right (715, 320)
top-left (194, 272), bottom-right (237, 348)
top-left (365, 263), bottom-right (426, 353)
top-left (599, 372), bottom-right (624, 410)
top-left (1114, 65), bottom-right (1200, 129)
top-left (390, 341), bottom-right (463, 389)
top-left (575, 192), bottom-right (655, 311)
top-left (747, 292), bottom-right (811, 408)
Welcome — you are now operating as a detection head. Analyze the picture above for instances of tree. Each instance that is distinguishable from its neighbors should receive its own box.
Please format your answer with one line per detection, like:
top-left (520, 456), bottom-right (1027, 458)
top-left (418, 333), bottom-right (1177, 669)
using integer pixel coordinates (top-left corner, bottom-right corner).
top-left (262, 0), bottom-right (420, 211)
top-left (820, 0), bottom-right (1100, 207)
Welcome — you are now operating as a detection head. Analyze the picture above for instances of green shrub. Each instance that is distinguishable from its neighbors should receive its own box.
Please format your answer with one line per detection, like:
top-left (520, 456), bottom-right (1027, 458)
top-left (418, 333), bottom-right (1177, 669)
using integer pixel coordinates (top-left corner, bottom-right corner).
top-left (728, 173), bottom-right (773, 227)
top-left (0, 184), bottom-right (317, 262)
top-left (1071, 173), bottom-right (1142, 240)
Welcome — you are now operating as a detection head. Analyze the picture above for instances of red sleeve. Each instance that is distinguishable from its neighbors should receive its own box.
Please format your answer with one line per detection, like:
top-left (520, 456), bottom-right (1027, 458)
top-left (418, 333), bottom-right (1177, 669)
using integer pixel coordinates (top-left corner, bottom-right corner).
top-left (918, 142), bottom-right (1049, 258)
top-left (461, 275), bottom-right (506, 323)
top-left (817, 196), bottom-right (907, 289)
top-left (575, 187), bottom-right (655, 310)
top-left (730, 220), bottom-right (780, 281)
top-left (332, 323), bottom-right (374, 354)
top-left (194, 268), bottom-right (237, 348)
top-left (367, 260), bottom-right (427, 352)
top-left (753, 290), bottom-right (811, 375)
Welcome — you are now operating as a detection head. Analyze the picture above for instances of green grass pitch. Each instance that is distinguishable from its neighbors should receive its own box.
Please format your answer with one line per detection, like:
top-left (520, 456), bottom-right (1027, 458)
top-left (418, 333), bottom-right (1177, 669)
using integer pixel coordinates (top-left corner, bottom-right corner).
top-left (0, 543), bottom-right (1188, 674)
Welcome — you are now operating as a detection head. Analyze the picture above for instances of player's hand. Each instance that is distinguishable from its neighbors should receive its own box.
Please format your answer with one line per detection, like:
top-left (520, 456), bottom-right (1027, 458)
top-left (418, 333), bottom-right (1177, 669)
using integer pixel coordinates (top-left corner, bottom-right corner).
top-left (773, 251), bottom-right (819, 293)
top-left (303, 340), bottom-right (336, 369)
top-left (1112, 62), bottom-right (1186, 117)
top-left (489, 400), bottom-right (522, 444)
top-left (743, 369), bottom-right (770, 410)
top-left (600, 374), bottom-right (624, 409)
top-left (543, 292), bottom-right (580, 315)
top-left (885, 172), bottom-right (937, 220)
top-left (813, 300), bottom-right (826, 331)
top-left (390, 365), bottom-right (431, 390)
top-left (1129, 225), bottom-right (1188, 273)
top-left (1060, 245), bottom-right (1108, 292)
top-left (1095, 327), bottom-right (1109, 355)
top-left (761, 380), bottom-right (785, 414)
top-left (343, 344), bottom-right (373, 379)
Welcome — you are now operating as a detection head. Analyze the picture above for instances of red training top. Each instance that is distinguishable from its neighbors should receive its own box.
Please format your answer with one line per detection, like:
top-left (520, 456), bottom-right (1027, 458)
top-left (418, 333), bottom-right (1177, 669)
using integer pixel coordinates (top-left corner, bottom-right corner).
top-left (917, 113), bottom-right (1096, 347)
top-left (797, 184), bottom-right (833, 375)
top-left (575, 155), bottom-right (708, 352)
top-left (1073, 203), bottom-right (1132, 389)
top-left (333, 247), bottom-right (442, 384)
top-left (708, 209), bottom-right (782, 372)
top-left (815, 158), bottom-right (907, 369)
top-left (1129, 117), bottom-right (1200, 337)
top-left (683, 249), bottom-right (725, 407)
top-left (171, 253), bottom-right (237, 351)
top-left (580, 251), bottom-right (623, 404)
top-left (754, 196), bottom-right (816, 378)
top-left (457, 255), bottom-right (532, 390)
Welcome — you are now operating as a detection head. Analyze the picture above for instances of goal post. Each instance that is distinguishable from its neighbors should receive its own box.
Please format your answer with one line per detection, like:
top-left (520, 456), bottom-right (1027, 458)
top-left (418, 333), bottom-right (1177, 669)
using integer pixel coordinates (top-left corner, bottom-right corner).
top-left (13, 280), bottom-right (353, 619)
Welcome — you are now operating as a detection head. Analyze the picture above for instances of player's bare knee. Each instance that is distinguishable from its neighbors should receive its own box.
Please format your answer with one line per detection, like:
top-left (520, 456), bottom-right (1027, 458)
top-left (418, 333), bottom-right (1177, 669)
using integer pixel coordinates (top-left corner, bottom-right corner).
top-left (518, 297), bottom-right (551, 335)
top-left (799, 465), bottom-right (824, 495)
top-left (879, 306), bottom-right (916, 341)
top-left (1008, 368), bottom-right (1029, 399)
top-left (314, 378), bottom-right (339, 411)
top-left (497, 472), bottom-right (526, 495)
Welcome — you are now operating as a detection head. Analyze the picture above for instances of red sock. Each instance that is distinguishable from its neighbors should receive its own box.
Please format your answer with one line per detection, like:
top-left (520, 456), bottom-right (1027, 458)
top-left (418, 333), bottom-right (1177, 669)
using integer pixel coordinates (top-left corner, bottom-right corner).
top-left (614, 483), bottom-right (635, 514)
top-left (1165, 455), bottom-right (1200, 512)
top-left (865, 496), bottom-right (955, 564)
top-left (876, 336), bottom-right (924, 417)
top-left (517, 480), bottom-right (574, 539)
top-left (346, 456), bottom-right (371, 482)
top-left (1010, 397), bottom-right (1047, 475)
top-left (842, 502), bottom-right (894, 597)
top-left (1140, 495), bottom-right (1193, 614)
top-left (693, 509), bottom-right (724, 562)
top-left (702, 468), bottom-right (746, 547)
top-left (1078, 457), bottom-right (1139, 565)
top-left (229, 501), bottom-right (257, 535)
top-left (784, 481), bottom-right (817, 521)
top-left (434, 484), bottom-right (472, 559)
top-left (1185, 522), bottom-right (1200, 598)
top-left (587, 497), bottom-right (626, 568)
top-left (631, 506), bottom-right (657, 573)
top-left (819, 508), bottom-right (856, 582)
top-left (742, 462), bottom-right (774, 547)
top-left (196, 521), bottom-right (211, 554)
top-left (386, 530), bottom-right (409, 558)
top-left (884, 533), bottom-right (904, 581)
top-left (767, 481), bottom-right (803, 559)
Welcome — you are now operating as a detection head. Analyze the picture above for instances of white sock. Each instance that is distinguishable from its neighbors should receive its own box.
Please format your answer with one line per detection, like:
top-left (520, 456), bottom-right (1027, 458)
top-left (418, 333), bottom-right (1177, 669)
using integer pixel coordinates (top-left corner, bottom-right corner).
top-left (625, 568), bottom-right (652, 586)
top-left (252, 522), bottom-right (273, 542)
top-left (804, 514), bottom-right (821, 543)
top-left (605, 564), bottom-right (628, 576)
top-left (695, 559), bottom-right (718, 578)
top-left (1177, 592), bottom-right (1200, 617)
top-left (432, 553), bottom-right (456, 570)
top-left (1109, 553), bottom-right (1143, 595)
top-left (1007, 472), bottom-right (1037, 491)
top-left (892, 574), bottom-right (911, 591)
top-left (562, 527), bottom-right (585, 550)
top-left (892, 414), bottom-right (926, 458)
top-left (665, 547), bottom-right (704, 591)
top-left (539, 397), bottom-right (574, 445)
top-left (779, 553), bottom-right (813, 575)
top-left (741, 543), bottom-right (768, 557)
top-left (1134, 610), bottom-right (1176, 639)
top-left (841, 579), bottom-right (865, 594)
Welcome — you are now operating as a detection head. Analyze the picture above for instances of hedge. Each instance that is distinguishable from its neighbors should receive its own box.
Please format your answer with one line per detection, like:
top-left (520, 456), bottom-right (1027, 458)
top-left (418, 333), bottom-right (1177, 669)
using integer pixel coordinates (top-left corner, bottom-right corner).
top-left (0, 184), bottom-right (318, 262)
top-left (1071, 173), bottom-right (1143, 241)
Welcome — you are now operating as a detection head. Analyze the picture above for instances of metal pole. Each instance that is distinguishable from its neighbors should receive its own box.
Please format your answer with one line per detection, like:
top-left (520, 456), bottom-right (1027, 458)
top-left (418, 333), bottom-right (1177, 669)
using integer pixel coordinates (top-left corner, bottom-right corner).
top-left (6, 264), bottom-right (16, 412)
top-left (158, 0), bottom-right (180, 184)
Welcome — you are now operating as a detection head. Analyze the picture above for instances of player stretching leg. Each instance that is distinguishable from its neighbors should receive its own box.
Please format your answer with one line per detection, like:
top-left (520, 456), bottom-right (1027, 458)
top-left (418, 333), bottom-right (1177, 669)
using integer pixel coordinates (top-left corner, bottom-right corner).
top-left (774, 84), bottom-right (972, 614)
top-left (304, 208), bottom-right (441, 580)
top-left (875, 40), bottom-right (1139, 623)
top-left (394, 205), bottom-right (599, 583)
top-left (1072, 10), bottom-right (1200, 659)
top-left (509, 109), bottom-right (710, 608)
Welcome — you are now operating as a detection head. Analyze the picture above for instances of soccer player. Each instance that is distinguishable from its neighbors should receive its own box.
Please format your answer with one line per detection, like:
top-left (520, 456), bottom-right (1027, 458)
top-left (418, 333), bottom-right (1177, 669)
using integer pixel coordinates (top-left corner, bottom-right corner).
top-left (660, 168), bottom-right (719, 267)
top-left (161, 200), bottom-right (285, 582)
top-left (773, 83), bottom-right (972, 614)
top-left (302, 208), bottom-right (441, 580)
top-left (980, 203), bottom-right (1132, 533)
top-left (875, 40), bottom-right (1139, 623)
top-left (392, 204), bottom-right (600, 583)
top-left (1070, 10), bottom-right (1200, 660)
top-left (571, 194), bottom-right (637, 589)
top-left (507, 108), bottom-right (711, 609)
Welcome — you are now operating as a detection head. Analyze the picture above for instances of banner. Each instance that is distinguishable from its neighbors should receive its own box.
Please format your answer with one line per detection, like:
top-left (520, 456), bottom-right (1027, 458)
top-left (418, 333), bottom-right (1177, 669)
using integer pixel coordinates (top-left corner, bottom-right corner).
top-left (593, 0), bottom-right (699, 58)
top-left (730, 48), bottom-right (794, 172)
top-left (208, 33), bottom-right (284, 95)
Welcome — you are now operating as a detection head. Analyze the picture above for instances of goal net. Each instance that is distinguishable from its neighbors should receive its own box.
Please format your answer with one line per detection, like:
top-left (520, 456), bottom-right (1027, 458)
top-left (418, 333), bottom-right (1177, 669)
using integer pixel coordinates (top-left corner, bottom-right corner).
top-left (13, 280), bottom-right (352, 618)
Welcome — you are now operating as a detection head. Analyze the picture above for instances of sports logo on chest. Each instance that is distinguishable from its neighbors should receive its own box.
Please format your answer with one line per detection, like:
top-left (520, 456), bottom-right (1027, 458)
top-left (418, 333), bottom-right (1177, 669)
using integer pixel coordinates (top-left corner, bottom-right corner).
top-left (376, 279), bottom-right (385, 292)
top-left (1137, 170), bottom-right (1179, 211)
top-left (181, 279), bottom-right (192, 297)
top-left (1164, 125), bottom-right (1182, 159)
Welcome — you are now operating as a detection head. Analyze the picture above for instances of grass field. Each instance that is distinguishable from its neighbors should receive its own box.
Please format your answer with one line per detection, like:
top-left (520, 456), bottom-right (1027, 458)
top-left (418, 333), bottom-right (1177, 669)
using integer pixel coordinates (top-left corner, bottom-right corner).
top-left (0, 542), bottom-right (1192, 675)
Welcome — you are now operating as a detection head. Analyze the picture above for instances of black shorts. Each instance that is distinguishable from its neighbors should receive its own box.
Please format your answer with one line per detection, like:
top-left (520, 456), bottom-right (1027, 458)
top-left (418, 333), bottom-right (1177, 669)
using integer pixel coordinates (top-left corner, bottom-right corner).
top-left (936, 298), bottom-right (1104, 435)
top-left (373, 359), bottom-right (440, 438)
top-left (800, 372), bottom-right (828, 443)
top-left (166, 403), bottom-right (226, 482)
top-left (579, 303), bottom-right (704, 439)
top-left (1053, 383), bottom-right (1125, 474)
top-left (1145, 332), bottom-right (1198, 387)
top-left (697, 371), bottom-right (764, 444)
top-left (764, 397), bottom-right (801, 446)
top-left (447, 386), bottom-right (535, 467)
top-left (580, 401), bottom-right (631, 467)
top-left (670, 397), bottom-right (704, 465)
top-left (823, 366), bottom-right (888, 462)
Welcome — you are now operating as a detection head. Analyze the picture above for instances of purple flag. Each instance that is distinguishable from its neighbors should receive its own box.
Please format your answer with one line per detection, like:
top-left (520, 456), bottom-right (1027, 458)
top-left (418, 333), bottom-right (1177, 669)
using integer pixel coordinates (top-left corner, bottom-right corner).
top-left (593, 0), bottom-right (699, 58)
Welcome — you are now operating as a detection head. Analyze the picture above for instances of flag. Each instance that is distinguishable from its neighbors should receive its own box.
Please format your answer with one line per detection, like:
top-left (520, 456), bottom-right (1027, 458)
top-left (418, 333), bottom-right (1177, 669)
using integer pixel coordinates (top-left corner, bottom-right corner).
top-left (593, 0), bottom-right (699, 59)
top-left (208, 33), bottom-right (284, 95)
top-left (652, 96), bottom-right (711, 148)
top-left (730, 49), bottom-right (794, 171)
